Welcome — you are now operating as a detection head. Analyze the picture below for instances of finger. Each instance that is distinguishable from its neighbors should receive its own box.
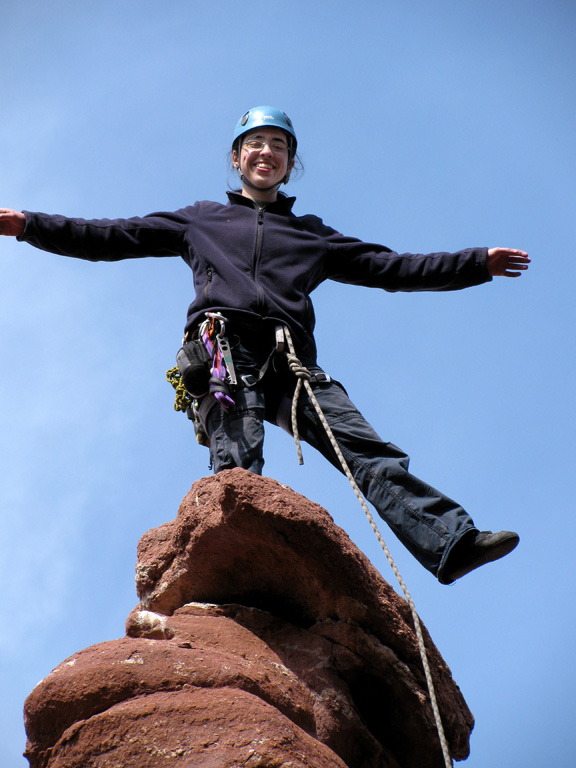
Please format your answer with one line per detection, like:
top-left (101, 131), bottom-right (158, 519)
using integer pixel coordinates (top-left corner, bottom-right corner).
top-left (490, 247), bottom-right (529, 258)
top-left (508, 256), bottom-right (530, 264)
top-left (507, 260), bottom-right (530, 269)
top-left (504, 264), bottom-right (529, 276)
top-left (502, 248), bottom-right (528, 256)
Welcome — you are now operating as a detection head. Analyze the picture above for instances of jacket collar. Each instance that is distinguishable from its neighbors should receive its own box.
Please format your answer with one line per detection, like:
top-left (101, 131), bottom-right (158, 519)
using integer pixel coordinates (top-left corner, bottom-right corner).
top-left (226, 190), bottom-right (296, 214)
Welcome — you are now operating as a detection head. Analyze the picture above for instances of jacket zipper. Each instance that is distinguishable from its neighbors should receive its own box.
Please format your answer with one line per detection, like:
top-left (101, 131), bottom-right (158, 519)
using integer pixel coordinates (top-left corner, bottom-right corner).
top-left (252, 205), bottom-right (266, 309)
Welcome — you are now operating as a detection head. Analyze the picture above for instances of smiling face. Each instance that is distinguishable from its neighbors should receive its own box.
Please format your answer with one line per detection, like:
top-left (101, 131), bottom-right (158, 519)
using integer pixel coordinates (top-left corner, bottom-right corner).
top-left (232, 127), bottom-right (294, 202)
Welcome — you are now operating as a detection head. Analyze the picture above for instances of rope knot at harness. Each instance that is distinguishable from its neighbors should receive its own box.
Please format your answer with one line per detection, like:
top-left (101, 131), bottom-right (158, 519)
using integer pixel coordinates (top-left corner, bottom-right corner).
top-left (287, 353), bottom-right (311, 381)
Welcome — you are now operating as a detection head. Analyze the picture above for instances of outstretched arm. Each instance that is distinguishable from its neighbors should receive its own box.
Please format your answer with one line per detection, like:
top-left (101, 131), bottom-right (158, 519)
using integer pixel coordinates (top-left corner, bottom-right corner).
top-left (0, 209), bottom-right (26, 237)
top-left (487, 247), bottom-right (530, 278)
top-left (0, 206), bottom-right (192, 262)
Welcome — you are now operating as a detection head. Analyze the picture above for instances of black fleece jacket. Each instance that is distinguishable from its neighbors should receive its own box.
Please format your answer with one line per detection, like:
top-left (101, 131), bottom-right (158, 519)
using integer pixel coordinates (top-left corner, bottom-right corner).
top-left (20, 191), bottom-right (492, 361)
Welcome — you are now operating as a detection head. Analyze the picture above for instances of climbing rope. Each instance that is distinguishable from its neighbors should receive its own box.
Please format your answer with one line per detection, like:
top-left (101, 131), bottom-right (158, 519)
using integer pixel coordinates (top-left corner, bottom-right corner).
top-left (283, 325), bottom-right (454, 768)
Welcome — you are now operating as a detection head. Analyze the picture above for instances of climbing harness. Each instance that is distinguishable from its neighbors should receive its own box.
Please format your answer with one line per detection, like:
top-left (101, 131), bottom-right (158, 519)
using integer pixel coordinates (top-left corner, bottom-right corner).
top-left (280, 324), bottom-right (455, 768)
top-left (166, 312), bottom-right (238, 446)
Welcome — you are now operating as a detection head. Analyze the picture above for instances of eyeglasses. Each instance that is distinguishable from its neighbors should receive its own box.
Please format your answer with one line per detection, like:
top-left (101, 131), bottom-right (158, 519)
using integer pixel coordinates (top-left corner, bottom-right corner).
top-left (242, 138), bottom-right (289, 154)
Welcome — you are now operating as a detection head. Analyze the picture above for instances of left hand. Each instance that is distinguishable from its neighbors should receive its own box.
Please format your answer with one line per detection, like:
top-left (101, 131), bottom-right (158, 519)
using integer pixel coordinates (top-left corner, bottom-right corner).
top-left (0, 209), bottom-right (26, 238)
top-left (487, 247), bottom-right (530, 277)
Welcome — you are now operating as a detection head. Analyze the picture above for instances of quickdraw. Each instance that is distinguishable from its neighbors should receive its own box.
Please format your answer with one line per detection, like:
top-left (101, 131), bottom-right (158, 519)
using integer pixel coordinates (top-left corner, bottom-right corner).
top-left (199, 312), bottom-right (236, 408)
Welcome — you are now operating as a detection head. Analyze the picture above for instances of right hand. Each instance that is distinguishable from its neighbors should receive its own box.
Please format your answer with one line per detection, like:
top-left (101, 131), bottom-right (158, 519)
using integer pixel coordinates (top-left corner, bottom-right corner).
top-left (0, 209), bottom-right (26, 237)
top-left (486, 247), bottom-right (530, 277)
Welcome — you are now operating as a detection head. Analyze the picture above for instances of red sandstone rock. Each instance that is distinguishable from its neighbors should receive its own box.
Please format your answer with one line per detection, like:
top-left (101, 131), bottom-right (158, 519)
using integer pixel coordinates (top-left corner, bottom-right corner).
top-left (24, 469), bottom-right (474, 767)
top-left (44, 688), bottom-right (351, 768)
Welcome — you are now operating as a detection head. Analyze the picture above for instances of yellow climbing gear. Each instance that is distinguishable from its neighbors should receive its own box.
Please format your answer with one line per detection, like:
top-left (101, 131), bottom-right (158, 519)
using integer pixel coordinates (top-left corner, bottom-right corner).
top-left (166, 366), bottom-right (193, 413)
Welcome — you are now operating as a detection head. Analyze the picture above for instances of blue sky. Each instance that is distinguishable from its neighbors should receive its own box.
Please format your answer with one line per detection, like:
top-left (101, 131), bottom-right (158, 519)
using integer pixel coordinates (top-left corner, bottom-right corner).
top-left (1, 1), bottom-right (574, 765)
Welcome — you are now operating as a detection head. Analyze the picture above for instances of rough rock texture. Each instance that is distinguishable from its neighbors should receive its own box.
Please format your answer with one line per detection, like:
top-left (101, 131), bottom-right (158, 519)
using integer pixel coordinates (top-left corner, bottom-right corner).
top-left (24, 468), bottom-right (474, 767)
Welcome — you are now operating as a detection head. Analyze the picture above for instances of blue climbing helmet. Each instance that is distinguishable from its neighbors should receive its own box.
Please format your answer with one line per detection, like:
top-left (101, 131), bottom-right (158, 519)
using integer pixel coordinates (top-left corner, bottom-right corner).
top-left (233, 106), bottom-right (297, 156)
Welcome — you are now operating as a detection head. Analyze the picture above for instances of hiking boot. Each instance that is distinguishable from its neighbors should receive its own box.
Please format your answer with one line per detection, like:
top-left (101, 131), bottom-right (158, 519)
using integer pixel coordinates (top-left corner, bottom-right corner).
top-left (440, 530), bottom-right (520, 583)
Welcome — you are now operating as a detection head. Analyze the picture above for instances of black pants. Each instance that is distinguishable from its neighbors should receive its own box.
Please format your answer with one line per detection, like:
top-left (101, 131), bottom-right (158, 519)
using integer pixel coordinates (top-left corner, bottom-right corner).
top-left (202, 338), bottom-right (476, 582)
